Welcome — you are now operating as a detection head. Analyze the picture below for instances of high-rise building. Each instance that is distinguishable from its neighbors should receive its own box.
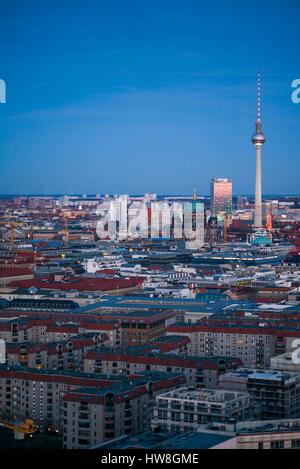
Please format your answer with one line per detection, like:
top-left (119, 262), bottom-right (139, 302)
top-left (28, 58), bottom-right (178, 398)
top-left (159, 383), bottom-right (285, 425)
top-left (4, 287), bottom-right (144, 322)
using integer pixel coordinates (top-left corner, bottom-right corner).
top-left (252, 73), bottom-right (266, 228)
top-left (128, 201), bottom-right (148, 239)
top-left (185, 202), bottom-right (205, 249)
top-left (237, 196), bottom-right (247, 210)
top-left (210, 178), bottom-right (232, 215)
top-left (118, 194), bottom-right (128, 240)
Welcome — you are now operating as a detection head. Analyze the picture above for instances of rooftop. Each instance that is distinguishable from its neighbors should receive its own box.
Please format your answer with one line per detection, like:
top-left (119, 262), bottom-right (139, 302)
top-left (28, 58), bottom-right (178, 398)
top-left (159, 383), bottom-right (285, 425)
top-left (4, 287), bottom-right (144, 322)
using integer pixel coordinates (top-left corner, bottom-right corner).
top-left (94, 431), bottom-right (233, 450)
top-left (157, 386), bottom-right (247, 403)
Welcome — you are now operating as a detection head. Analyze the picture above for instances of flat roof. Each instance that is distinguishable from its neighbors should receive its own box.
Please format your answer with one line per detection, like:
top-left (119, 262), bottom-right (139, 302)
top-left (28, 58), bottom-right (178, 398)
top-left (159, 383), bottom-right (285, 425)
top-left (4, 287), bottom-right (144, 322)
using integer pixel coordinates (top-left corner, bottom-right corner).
top-left (95, 431), bottom-right (233, 450)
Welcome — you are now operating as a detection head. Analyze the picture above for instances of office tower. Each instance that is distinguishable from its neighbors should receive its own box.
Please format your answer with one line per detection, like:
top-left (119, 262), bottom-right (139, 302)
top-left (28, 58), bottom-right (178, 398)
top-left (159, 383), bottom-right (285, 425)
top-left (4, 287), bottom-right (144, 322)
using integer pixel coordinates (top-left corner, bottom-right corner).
top-left (62, 195), bottom-right (69, 207)
top-left (184, 202), bottom-right (204, 249)
top-left (252, 73), bottom-right (266, 228)
top-left (150, 202), bottom-right (172, 239)
top-left (237, 196), bottom-right (247, 210)
top-left (118, 195), bottom-right (128, 240)
top-left (183, 202), bottom-right (193, 240)
top-left (161, 202), bottom-right (171, 238)
top-left (108, 199), bottom-right (118, 239)
top-left (128, 201), bottom-right (148, 239)
top-left (173, 202), bottom-right (184, 239)
top-left (150, 202), bottom-right (161, 239)
top-left (106, 195), bottom-right (128, 240)
top-left (210, 178), bottom-right (232, 215)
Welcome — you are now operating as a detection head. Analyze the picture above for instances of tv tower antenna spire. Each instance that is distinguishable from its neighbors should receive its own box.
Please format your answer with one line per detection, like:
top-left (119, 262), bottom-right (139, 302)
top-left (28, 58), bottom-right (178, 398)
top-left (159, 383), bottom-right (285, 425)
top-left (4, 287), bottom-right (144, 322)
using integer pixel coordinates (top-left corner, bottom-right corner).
top-left (252, 73), bottom-right (266, 228)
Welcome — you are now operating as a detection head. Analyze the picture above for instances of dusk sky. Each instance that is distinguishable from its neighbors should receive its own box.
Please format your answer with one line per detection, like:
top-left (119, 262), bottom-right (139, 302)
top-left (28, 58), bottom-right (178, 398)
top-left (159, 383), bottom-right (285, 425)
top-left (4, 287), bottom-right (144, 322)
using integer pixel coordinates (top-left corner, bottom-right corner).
top-left (0, 0), bottom-right (299, 195)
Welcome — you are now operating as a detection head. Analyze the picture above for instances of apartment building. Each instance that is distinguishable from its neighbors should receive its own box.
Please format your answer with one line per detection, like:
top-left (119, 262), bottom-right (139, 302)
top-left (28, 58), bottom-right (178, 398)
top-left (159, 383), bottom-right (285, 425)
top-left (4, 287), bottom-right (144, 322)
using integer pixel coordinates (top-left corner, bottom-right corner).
top-left (63, 372), bottom-right (186, 448)
top-left (0, 317), bottom-right (121, 347)
top-left (219, 369), bottom-right (300, 419)
top-left (110, 310), bottom-right (176, 346)
top-left (0, 366), bottom-right (117, 432)
top-left (78, 321), bottom-right (120, 347)
top-left (205, 419), bottom-right (300, 449)
top-left (0, 319), bottom-right (52, 343)
top-left (84, 349), bottom-right (242, 388)
top-left (152, 387), bottom-right (250, 433)
top-left (0, 364), bottom-right (185, 443)
top-left (234, 419), bottom-right (300, 449)
top-left (167, 323), bottom-right (300, 368)
top-left (47, 321), bottom-right (120, 347)
top-left (6, 334), bottom-right (107, 370)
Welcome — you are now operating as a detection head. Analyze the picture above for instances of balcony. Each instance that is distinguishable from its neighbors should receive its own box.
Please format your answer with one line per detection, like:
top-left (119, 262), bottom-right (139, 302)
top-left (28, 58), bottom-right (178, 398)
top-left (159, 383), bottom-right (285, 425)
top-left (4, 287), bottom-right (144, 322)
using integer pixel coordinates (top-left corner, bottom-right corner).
top-left (78, 421), bottom-right (90, 429)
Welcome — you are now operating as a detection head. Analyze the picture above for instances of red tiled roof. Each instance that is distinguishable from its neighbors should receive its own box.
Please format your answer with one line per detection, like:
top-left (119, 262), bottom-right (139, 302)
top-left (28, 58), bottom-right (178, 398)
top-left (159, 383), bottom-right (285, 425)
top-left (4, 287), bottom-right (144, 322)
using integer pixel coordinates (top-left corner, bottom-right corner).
top-left (46, 325), bottom-right (79, 333)
top-left (63, 386), bottom-right (148, 405)
top-left (84, 351), bottom-right (241, 370)
top-left (80, 322), bottom-right (119, 331)
top-left (167, 324), bottom-right (300, 338)
top-left (8, 276), bottom-right (143, 291)
top-left (0, 368), bottom-right (114, 388)
top-left (63, 375), bottom-right (186, 405)
top-left (95, 269), bottom-right (118, 275)
top-left (145, 336), bottom-right (190, 353)
top-left (7, 343), bottom-right (48, 354)
top-left (0, 267), bottom-right (33, 278)
top-left (27, 319), bottom-right (53, 327)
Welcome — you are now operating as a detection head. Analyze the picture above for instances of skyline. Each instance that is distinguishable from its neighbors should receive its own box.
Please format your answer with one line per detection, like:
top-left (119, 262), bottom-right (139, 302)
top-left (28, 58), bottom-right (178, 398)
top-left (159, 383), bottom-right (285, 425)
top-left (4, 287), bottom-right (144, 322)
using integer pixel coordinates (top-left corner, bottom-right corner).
top-left (2, 1), bottom-right (300, 457)
top-left (1, 192), bottom-right (299, 197)
top-left (0, 0), bottom-right (300, 195)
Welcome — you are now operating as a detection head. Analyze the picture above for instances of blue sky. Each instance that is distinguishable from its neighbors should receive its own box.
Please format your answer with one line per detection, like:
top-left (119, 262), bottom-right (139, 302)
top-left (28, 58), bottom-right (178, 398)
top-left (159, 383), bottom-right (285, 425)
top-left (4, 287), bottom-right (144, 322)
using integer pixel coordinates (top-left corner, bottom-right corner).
top-left (0, 0), bottom-right (299, 195)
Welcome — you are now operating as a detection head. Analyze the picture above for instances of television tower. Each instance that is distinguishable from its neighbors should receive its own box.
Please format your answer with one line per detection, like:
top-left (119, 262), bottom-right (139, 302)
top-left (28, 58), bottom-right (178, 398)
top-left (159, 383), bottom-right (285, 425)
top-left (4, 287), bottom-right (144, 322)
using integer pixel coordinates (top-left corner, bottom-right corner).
top-left (252, 73), bottom-right (266, 228)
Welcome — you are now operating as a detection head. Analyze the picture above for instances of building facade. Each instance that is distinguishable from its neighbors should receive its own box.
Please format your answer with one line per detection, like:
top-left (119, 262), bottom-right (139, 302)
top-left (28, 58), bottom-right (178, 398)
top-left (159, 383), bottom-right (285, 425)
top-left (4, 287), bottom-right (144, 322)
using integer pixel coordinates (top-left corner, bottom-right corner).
top-left (63, 373), bottom-right (185, 448)
top-left (219, 369), bottom-right (300, 419)
top-left (152, 387), bottom-right (250, 433)
top-left (210, 178), bottom-right (232, 215)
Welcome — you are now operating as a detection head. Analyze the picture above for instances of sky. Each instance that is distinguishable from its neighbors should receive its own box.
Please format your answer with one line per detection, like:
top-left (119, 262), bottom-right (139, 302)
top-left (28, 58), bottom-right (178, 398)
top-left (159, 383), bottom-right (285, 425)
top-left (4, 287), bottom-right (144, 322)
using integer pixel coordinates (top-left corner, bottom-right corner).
top-left (0, 0), bottom-right (299, 195)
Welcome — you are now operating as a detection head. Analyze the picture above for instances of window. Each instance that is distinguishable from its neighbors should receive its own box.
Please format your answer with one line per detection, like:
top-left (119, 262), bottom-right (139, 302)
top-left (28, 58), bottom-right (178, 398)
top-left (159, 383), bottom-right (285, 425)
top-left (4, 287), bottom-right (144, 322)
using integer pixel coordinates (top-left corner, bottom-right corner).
top-left (105, 393), bottom-right (114, 412)
top-left (270, 440), bottom-right (284, 449)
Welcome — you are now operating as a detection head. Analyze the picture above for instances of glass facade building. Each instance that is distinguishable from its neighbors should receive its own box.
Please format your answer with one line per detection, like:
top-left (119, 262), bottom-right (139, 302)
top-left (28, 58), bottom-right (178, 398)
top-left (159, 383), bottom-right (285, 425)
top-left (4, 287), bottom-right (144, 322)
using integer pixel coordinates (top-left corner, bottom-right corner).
top-left (210, 178), bottom-right (232, 215)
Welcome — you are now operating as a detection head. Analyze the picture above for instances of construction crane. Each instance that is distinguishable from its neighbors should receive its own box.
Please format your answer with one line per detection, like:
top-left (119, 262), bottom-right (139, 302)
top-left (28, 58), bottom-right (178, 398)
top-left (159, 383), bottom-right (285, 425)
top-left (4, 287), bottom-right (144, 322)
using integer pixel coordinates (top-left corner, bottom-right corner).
top-left (0, 221), bottom-right (26, 249)
top-left (0, 418), bottom-right (37, 440)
